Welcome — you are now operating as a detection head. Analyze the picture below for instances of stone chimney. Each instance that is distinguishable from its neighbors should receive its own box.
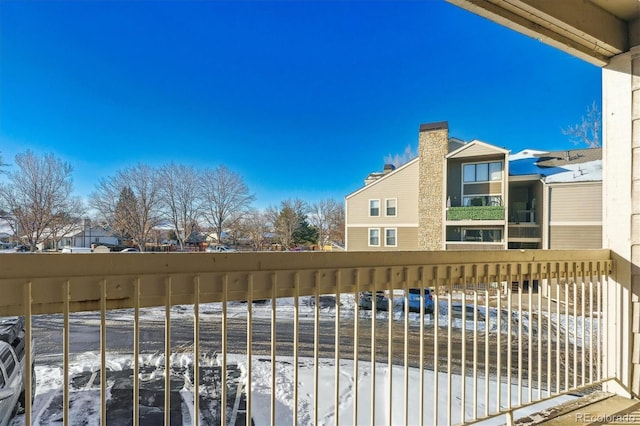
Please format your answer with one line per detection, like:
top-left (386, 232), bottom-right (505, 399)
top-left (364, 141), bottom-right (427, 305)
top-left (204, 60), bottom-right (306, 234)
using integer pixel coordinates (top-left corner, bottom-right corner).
top-left (417, 121), bottom-right (448, 250)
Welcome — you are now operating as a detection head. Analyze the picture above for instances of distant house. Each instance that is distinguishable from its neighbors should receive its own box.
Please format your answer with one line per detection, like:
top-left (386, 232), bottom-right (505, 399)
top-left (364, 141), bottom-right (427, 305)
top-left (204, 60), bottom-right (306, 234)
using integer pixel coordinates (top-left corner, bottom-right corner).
top-left (56, 219), bottom-right (119, 249)
top-left (345, 121), bottom-right (602, 251)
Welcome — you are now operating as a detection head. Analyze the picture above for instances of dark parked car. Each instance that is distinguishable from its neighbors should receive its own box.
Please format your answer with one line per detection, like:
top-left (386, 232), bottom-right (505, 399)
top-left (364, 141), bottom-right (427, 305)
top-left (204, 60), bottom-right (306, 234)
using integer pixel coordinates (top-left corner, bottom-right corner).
top-left (403, 288), bottom-right (435, 314)
top-left (358, 291), bottom-right (389, 311)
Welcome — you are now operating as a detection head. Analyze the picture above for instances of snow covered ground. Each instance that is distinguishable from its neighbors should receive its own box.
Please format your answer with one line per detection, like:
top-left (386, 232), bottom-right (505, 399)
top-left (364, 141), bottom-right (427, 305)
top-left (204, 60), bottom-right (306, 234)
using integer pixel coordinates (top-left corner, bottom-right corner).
top-left (11, 293), bottom-right (588, 425)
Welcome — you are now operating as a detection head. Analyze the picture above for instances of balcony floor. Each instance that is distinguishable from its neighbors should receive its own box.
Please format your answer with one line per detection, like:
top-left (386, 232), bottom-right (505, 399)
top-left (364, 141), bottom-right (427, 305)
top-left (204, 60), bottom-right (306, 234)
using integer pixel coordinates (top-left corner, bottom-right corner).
top-left (528, 392), bottom-right (640, 425)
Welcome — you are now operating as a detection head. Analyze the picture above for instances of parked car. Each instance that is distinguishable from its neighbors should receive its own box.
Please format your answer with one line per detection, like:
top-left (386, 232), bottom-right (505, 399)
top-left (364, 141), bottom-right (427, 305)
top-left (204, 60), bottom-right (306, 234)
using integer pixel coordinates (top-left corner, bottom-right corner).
top-left (120, 248), bottom-right (140, 253)
top-left (403, 288), bottom-right (435, 314)
top-left (358, 291), bottom-right (389, 311)
top-left (0, 316), bottom-right (34, 425)
top-left (61, 246), bottom-right (92, 253)
top-left (206, 245), bottom-right (237, 253)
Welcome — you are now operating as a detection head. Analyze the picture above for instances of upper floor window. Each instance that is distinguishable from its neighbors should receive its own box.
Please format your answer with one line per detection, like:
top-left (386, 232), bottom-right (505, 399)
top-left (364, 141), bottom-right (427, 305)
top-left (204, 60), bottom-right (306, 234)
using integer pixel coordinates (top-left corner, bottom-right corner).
top-left (385, 198), bottom-right (397, 216)
top-left (463, 161), bottom-right (502, 183)
top-left (369, 228), bottom-right (380, 246)
top-left (369, 199), bottom-right (380, 216)
top-left (385, 228), bottom-right (397, 247)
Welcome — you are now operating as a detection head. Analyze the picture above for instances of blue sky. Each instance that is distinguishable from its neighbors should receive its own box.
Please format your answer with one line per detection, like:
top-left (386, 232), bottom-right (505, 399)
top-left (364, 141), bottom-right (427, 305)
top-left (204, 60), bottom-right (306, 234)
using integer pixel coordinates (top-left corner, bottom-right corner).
top-left (0, 0), bottom-right (601, 209)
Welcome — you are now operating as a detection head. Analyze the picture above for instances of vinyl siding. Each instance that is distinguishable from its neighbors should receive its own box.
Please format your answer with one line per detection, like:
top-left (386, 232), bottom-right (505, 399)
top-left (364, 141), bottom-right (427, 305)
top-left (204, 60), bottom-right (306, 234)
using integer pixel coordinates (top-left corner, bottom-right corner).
top-left (549, 225), bottom-right (602, 249)
top-left (346, 161), bottom-right (419, 225)
top-left (549, 182), bottom-right (602, 222)
top-left (346, 226), bottom-right (419, 251)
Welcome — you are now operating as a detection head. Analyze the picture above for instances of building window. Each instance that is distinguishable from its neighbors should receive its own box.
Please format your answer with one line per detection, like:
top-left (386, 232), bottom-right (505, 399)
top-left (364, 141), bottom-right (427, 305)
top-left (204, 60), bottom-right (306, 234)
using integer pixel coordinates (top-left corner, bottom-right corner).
top-left (385, 228), bottom-right (397, 246)
top-left (369, 199), bottom-right (380, 216)
top-left (368, 228), bottom-right (380, 246)
top-left (462, 228), bottom-right (503, 242)
top-left (463, 195), bottom-right (503, 206)
top-left (463, 161), bottom-right (503, 182)
top-left (385, 198), bottom-right (397, 216)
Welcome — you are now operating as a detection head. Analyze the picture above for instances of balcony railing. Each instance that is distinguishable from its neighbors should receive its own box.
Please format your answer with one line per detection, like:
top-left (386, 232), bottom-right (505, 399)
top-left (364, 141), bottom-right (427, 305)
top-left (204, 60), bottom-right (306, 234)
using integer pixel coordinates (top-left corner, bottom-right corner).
top-left (447, 206), bottom-right (505, 221)
top-left (0, 250), bottom-right (615, 425)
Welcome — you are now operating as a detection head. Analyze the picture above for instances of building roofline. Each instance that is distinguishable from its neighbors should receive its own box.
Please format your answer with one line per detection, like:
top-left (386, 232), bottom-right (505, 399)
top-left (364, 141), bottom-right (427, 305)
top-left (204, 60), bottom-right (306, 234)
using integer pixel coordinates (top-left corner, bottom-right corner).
top-left (345, 157), bottom-right (419, 200)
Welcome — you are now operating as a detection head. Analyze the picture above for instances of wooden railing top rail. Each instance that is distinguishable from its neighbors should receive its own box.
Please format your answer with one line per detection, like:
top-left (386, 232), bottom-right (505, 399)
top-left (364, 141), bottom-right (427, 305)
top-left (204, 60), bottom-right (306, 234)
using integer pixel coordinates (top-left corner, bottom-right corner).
top-left (0, 249), bottom-right (611, 315)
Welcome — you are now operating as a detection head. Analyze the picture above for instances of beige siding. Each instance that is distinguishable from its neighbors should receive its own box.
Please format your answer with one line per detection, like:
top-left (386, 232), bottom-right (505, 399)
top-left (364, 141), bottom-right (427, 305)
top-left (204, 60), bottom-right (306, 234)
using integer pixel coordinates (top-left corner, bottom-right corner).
top-left (346, 161), bottom-right (419, 225)
top-left (549, 182), bottom-right (602, 222)
top-left (346, 226), bottom-right (419, 251)
top-left (549, 225), bottom-right (602, 249)
top-left (464, 182), bottom-right (503, 195)
top-left (449, 144), bottom-right (506, 158)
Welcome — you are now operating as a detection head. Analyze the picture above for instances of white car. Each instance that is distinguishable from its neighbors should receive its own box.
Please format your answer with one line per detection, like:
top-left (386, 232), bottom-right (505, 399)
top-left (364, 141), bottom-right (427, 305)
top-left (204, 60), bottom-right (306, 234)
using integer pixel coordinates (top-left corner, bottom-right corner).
top-left (205, 245), bottom-right (236, 253)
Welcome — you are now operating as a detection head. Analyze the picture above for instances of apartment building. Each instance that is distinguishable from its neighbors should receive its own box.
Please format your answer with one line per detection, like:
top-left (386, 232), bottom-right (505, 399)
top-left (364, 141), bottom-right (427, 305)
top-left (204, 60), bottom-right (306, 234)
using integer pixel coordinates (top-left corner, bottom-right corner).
top-left (345, 121), bottom-right (602, 251)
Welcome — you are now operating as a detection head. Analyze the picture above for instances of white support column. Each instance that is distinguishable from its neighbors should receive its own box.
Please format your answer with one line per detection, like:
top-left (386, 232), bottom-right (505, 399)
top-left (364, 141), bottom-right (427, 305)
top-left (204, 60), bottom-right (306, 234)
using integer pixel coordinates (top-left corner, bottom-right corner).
top-left (602, 46), bottom-right (640, 397)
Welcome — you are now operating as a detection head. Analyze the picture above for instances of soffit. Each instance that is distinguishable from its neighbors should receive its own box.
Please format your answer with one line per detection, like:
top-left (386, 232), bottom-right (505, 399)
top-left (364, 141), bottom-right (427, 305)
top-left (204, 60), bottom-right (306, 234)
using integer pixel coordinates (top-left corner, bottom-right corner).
top-left (447, 0), bottom-right (640, 66)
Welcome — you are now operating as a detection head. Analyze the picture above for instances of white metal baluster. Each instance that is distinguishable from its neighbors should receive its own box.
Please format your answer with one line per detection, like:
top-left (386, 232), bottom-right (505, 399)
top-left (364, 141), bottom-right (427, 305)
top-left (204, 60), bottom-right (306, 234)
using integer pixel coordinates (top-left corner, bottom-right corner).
top-left (294, 273), bottom-right (300, 426)
top-left (271, 273), bottom-right (277, 426)
top-left (221, 274), bottom-right (228, 426)
top-left (573, 276), bottom-right (578, 390)
top-left (336, 271), bottom-right (341, 426)
top-left (193, 277), bottom-right (199, 426)
top-left (447, 286), bottom-right (452, 426)
top-left (23, 281), bottom-right (32, 426)
top-left (589, 275), bottom-right (600, 383)
top-left (564, 272), bottom-right (570, 392)
top-left (506, 277), bottom-right (512, 412)
top-left (134, 278), bottom-right (140, 426)
top-left (403, 268), bottom-right (410, 426)
top-left (537, 267), bottom-right (542, 401)
top-left (314, 271), bottom-right (321, 426)
top-left (527, 266), bottom-right (533, 405)
top-left (471, 289), bottom-right (478, 421)
top-left (484, 287), bottom-right (490, 418)
top-left (497, 276), bottom-right (502, 414)
top-left (63, 280), bottom-right (70, 426)
top-left (101, 279), bottom-right (107, 426)
top-left (556, 273), bottom-right (561, 394)
top-left (547, 264), bottom-right (552, 397)
top-left (461, 288), bottom-right (467, 424)
top-left (165, 277), bottom-right (172, 425)
top-left (598, 267), bottom-right (603, 382)
top-left (432, 268), bottom-right (438, 426)
top-left (353, 270), bottom-right (360, 426)
top-left (518, 274), bottom-right (523, 407)
top-left (246, 274), bottom-right (253, 426)
top-left (387, 269), bottom-right (393, 426)
top-left (581, 267), bottom-right (586, 388)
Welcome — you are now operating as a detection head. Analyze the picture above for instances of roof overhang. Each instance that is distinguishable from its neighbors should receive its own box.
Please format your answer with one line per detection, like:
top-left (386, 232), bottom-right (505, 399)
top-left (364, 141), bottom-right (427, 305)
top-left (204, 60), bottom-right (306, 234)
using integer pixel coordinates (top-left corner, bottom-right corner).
top-left (446, 0), bottom-right (640, 67)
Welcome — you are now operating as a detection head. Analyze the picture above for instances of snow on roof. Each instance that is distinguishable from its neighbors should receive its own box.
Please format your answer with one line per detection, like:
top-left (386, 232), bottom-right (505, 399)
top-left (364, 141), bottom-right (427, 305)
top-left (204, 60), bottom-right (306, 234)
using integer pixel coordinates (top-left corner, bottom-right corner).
top-left (544, 159), bottom-right (602, 183)
top-left (509, 149), bottom-right (549, 161)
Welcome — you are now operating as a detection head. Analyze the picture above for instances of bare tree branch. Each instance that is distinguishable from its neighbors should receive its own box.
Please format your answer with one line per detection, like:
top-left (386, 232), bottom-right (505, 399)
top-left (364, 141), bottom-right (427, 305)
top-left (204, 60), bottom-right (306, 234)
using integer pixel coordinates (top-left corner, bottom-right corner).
top-left (562, 101), bottom-right (601, 148)
top-left (201, 165), bottom-right (254, 243)
top-left (0, 150), bottom-right (84, 251)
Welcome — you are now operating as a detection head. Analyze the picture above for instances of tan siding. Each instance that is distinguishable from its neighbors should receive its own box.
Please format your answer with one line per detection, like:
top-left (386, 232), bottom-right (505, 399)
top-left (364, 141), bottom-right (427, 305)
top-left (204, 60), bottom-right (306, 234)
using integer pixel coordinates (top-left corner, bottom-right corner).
top-left (549, 183), bottom-right (602, 222)
top-left (450, 145), bottom-right (506, 158)
top-left (346, 161), bottom-right (419, 225)
top-left (464, 182), bottom-right (503, 195)
top-left (549, 225), bottom-right (602, 249)
top-left (346, 226), bottom-right (419, 251)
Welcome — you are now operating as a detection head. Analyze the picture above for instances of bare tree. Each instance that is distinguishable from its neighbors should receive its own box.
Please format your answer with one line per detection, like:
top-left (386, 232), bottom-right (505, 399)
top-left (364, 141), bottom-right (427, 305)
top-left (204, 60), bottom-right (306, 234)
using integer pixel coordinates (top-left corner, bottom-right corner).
top-left (309, 198), bottom-right (343, 250)
top-left (384, 144), bottom-right (417, 168)
top-left (90, 163), bottom-right (162, 251)
top-left (562, 101), bottom-right (601, 148)
top-left (157, 163), bottom-right (203, 250)
top-left (0, 150), bottom-right (84, 251)
top-left (201, 165), bottom-right (254, 244)
top-left (242, 209), bottom-right (271, 250)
